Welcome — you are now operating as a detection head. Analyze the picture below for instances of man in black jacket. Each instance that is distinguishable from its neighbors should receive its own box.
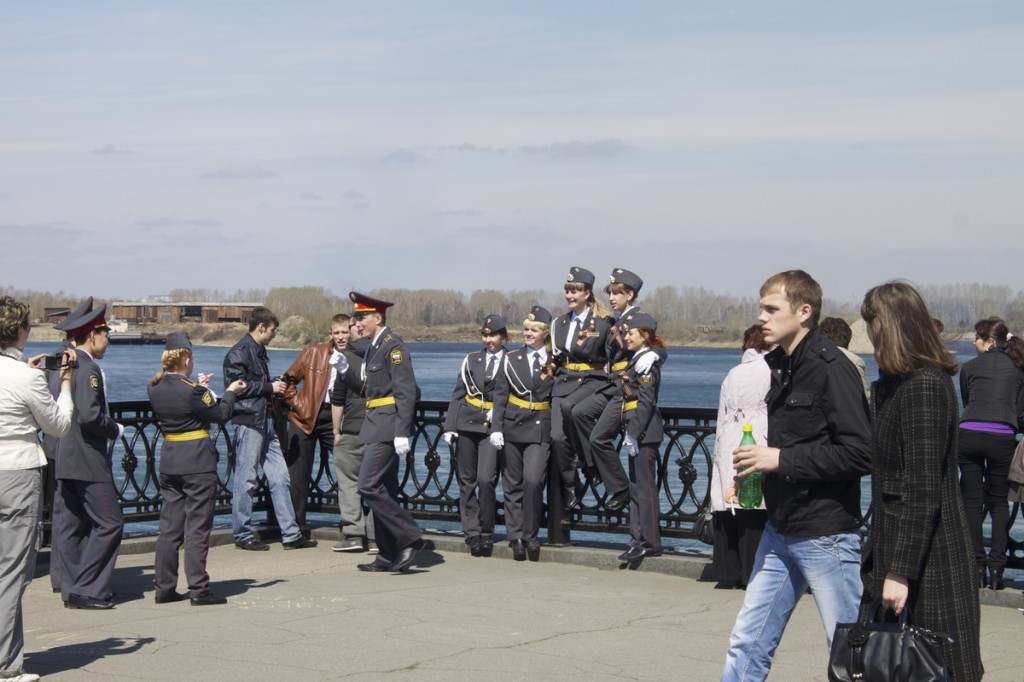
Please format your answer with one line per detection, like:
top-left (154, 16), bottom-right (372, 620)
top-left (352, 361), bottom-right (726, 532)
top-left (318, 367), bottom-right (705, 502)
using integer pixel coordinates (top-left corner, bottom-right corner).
top-left (722, 270), bottom-right (872, 682)
top-left (223, 307), bottom-right (316, 551)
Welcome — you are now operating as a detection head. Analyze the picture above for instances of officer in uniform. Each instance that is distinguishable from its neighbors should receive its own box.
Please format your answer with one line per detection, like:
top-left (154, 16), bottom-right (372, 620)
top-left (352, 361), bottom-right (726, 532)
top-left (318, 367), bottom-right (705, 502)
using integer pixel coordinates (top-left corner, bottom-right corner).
top-left (489, 306), bottom-right (555, 561)
top-left (583, 269), bottom-right (664, 511)
top-left (56, 304), bottom-right (125, 610)
top-left (617, 311), bottom-right (665, 562)
top-left (41, 297), bottom-right (93, 594)
top-left (442, 314), bottom-right (507, 557)
top-left (148, 333), bottom-right (247, 606)
top-left (550, 267), bottom-right (614, 509)
top-left (335, 292), bottom-right (424, 572)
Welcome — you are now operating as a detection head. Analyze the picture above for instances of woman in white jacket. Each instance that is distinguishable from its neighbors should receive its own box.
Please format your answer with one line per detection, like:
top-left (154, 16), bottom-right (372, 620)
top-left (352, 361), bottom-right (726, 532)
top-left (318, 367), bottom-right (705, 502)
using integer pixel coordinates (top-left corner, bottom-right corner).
top-left (0, 296), bottom-right (75, 682)
top-left (710, 324), bottom-right (769, 589)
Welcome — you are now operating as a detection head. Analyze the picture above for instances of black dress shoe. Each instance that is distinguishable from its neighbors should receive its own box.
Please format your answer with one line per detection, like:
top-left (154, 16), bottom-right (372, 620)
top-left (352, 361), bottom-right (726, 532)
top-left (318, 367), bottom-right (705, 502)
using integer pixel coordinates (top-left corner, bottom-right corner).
top-left (235, 537), bottom-right (269, 551)
top-left (989, 567), bottom-right (1005, 591)
top-left (526, 539), bottom-right (541, 562)
top-left (510, 539), bottom-right (527, 561)
top-left (978, 565), bottom-right (988, 589)
top-left (282, 536), bottom-right (318, 550)
top-left (468, 535), bottom-right (482, 557)
top-left (190, 591), bottom-right (227, 606)
top-left (388, 539), bottom-right (425, 572)
top-left (66, 594), bottom-right (114, 610)
top-left (605, 489), bottom-right (630, 511)
top-left (563, 486), bottom-right (579, 511)
top-left (479, 538), bottom-right (494, 557)
top-left (614, 540), bottom-right (655, 557)
top-left (617, 544), bottom-right (639, 561)
top-left (357, 560), bottom-right (391, 572)
top-left (154, 591), bottom-right (188, 604)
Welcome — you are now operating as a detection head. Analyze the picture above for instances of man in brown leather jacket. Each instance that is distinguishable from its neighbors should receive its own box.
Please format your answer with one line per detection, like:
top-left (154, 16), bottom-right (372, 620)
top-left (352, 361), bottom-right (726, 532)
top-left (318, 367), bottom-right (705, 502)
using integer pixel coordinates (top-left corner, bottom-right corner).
top-left (282, 314), bottom-right (351, 534)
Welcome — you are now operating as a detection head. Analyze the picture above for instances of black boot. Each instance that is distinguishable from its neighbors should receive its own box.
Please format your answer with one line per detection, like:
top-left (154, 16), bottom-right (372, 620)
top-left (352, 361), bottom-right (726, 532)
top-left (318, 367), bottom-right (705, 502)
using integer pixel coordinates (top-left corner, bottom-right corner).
top-left (989, 567), bottom-right (1005, 591)
top-left (977, 565), bottom-right (988, 589)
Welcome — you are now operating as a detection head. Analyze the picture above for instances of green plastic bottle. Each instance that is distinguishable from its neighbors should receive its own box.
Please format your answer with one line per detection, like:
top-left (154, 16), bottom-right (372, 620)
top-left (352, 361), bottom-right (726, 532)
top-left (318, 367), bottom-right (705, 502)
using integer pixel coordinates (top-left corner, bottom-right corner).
top-left (737, 424), bottom-right (763, 509)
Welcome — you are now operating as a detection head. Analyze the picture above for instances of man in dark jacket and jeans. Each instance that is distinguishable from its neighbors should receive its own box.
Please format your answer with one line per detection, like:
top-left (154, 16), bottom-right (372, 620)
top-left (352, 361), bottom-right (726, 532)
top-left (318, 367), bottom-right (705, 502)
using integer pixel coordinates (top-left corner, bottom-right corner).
top-left (224, 307), bottom-right (316, 551)
top-left (721, 270), bottom-right (872, 682)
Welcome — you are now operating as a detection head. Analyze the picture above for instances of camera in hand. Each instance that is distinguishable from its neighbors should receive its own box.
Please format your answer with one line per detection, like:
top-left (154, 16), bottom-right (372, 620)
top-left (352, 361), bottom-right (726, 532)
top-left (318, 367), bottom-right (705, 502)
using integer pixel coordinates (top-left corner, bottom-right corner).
top-left (42, 353), bottom-right (79, 371)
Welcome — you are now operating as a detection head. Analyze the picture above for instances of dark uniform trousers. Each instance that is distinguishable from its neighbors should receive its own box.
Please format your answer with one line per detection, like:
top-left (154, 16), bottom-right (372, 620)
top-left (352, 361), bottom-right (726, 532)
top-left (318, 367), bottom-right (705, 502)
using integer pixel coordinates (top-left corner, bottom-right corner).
top-left (58, 479), bottom-right (123, 600)
top-left (628, 444), bottom-right (662, 552)
top-left (455, 433), bottom-right (499, 539)
top-left (500, 441), bottom-right (550, 543)
top-left (552, 380), bottom-right (604, 490)
top-left (154, 472), bottom-right (217, 597)
top-left (285, 403), bottom-right (334, 530)
top-left (585, 395), bottom-right (630, 495)
top-left (357, 442), bottom-right (421, 563)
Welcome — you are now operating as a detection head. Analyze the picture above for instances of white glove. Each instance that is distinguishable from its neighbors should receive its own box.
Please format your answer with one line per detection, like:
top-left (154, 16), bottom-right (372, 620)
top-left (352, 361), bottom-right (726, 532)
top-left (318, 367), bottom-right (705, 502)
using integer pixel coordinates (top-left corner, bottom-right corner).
top-left (624, 433), bottom-right (639, 456)
top-left (634, 352), bottom-right (656, 374)
top-left (394, 437), bottom-right (411, 456)
top-left (442, 431), bottom-right (456, 445)
top-left (116, 423), bottom-right (126, 440)
top-left (329, 350), bottom-right (349, 375)
top-left (489, 432), bottom-right (505, 449)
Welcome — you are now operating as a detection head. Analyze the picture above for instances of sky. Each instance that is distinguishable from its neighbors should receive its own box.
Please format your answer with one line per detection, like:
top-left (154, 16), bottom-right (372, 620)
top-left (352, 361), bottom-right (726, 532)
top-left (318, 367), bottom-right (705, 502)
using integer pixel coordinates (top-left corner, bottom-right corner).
top-left (2, 1), bottom-right (1023, 304)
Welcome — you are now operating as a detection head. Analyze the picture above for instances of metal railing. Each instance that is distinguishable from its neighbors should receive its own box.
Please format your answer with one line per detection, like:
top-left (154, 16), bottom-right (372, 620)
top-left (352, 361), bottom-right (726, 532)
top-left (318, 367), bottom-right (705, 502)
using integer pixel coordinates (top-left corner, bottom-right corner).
top-left (49, 399), bottom-right (1023, 569)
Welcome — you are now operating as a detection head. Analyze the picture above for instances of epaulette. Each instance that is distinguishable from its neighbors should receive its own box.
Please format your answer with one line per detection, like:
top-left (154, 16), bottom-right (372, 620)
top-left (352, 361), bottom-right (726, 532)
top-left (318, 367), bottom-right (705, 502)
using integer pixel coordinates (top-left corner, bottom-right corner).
top-left (177, 377), bottom-right (199, 388)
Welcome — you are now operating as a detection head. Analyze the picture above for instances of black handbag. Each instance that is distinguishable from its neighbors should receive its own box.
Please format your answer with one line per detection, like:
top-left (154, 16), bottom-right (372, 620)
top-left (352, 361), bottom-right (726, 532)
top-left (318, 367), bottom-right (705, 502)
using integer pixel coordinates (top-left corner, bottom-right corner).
top-left (692, 505), bottom-right (714, 545)
top-left (828, 599), bottom-right (951, 682)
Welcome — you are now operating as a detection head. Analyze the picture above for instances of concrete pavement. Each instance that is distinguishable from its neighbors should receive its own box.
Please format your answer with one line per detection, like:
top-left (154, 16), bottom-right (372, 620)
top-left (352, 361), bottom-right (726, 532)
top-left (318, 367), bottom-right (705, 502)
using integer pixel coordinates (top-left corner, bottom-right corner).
top-left (22, 529), bottom-right (1024, 681)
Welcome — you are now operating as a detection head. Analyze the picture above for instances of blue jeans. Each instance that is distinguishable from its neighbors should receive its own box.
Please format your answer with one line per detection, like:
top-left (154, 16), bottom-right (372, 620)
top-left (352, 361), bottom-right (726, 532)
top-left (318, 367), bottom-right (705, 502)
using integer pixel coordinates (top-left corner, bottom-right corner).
top-left (721, 523), bottom-right (862, 682)
top-left (232, 419), bottom-right (301, 544)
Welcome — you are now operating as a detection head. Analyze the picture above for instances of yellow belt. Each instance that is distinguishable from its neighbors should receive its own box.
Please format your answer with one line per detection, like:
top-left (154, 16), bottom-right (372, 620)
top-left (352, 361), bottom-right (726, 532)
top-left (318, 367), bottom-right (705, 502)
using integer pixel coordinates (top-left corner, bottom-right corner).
top-left (366, 396), bottom-right (396, 409)
top-left (465, 395), bottom-right (493, 410)
top-left (163, 429), bottom-right (210, 442)
top-left (564, 361), bottom-right (603, 372)
top-left (611, 360), bottom-right (629, 372)
top-left (509, 395), bottom-right (551, 411)
top-left (622, 400), bottom-right (655, 413)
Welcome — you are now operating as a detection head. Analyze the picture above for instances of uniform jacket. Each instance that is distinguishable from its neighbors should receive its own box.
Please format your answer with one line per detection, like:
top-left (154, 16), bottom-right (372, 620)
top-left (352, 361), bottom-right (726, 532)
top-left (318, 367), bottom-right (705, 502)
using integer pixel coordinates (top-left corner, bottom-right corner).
top-left (0, 347), bottom-right (73, 470)
top-left (605, 307), bottom-right (669, 397)
top-left (223, 333), bottom-right (275, 427)
top-left (863, 366), bottom-right (983, 682)
top-left (56, 350), bottom-right (120, 483)
top-left (621, 348), bottom-right (663, 445)
top-left (282, 341), bottom-right (334, 434)
top-left (959, 347), bottom-right (1024, 431)
top-left (711, 348), bottom-right (770, 512)
top-left (550, 309), bottom-right (614, 398)
top-left (342, 327), bottom-right (417, 445)
top-left (41, 339), bottom-right (74, 462)
top-left (330, 337), bottom-right (368, 436)
top-left (443, 347), bottom-right (505, 434)
top-left (148, 373), bottom-right (237, 475)
top-left (762, 325), bottom-right (872, 536)
top-left (491, 347), bottom-right (554, 444)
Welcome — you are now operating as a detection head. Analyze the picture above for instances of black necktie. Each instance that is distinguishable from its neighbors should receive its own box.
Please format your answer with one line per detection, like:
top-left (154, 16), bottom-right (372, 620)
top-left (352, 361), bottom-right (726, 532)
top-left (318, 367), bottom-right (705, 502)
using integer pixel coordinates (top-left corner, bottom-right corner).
top-left (485, 355), bottom-right (496, 381)
top-left (572, 318), bottom-right (582, 343)
top-left (532, 353), bottom-right (541, 375)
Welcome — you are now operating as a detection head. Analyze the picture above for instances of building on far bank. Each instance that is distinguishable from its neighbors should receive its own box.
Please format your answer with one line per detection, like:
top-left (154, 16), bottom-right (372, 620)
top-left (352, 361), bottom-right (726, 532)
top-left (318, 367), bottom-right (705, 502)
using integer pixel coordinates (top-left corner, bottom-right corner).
top-left (110, 302), bottom-right (265, 325)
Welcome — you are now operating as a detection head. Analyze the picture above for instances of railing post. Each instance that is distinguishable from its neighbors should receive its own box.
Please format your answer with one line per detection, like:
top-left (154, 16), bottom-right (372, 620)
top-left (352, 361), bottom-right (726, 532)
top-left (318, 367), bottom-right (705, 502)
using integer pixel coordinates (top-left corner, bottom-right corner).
top-left (546, 451), bottom-right (571, 545)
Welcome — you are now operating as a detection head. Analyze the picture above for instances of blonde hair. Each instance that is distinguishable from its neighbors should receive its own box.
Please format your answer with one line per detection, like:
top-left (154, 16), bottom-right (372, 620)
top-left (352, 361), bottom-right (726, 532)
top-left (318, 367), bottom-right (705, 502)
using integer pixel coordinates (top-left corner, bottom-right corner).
top-left (149, 348), bottom-right (192, 386)
top-left (522, 320), bottom-right (553, 353)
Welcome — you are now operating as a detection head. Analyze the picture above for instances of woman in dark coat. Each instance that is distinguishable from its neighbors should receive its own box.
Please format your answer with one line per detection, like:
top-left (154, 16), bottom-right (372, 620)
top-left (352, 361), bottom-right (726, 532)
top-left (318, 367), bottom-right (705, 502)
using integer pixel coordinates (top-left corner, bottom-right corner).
top-left (442, 314), bottom-right (508, 557)
top-left (860, 282), bottom-right (982, 682)
top-left (489, 306), bottom-right (555, 562)
top-left (148, 333), bottom-right (246, 605)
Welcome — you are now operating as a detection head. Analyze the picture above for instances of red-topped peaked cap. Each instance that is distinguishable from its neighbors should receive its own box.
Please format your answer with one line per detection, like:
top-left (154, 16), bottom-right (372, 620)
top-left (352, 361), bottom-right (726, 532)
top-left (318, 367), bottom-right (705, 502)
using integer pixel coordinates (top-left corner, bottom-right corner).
top-left (64, 303), bottom-right (109, 337)
top-left (349, 291), bottom-right (394, 317)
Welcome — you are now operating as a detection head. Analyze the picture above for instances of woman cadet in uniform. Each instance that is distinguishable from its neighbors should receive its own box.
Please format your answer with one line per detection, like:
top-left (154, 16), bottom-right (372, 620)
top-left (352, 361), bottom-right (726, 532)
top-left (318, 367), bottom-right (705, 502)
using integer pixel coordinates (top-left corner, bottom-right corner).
top-left (148, 333), bottom-right (246, 606)
top-left (489, 306), bottom-right (555, 562)
top-left (550, 267), bottom-right (615, 511)
top-left (442, 315), bottom-right (508, 557)
top-left (616, 311), bottom-right (665, 563)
